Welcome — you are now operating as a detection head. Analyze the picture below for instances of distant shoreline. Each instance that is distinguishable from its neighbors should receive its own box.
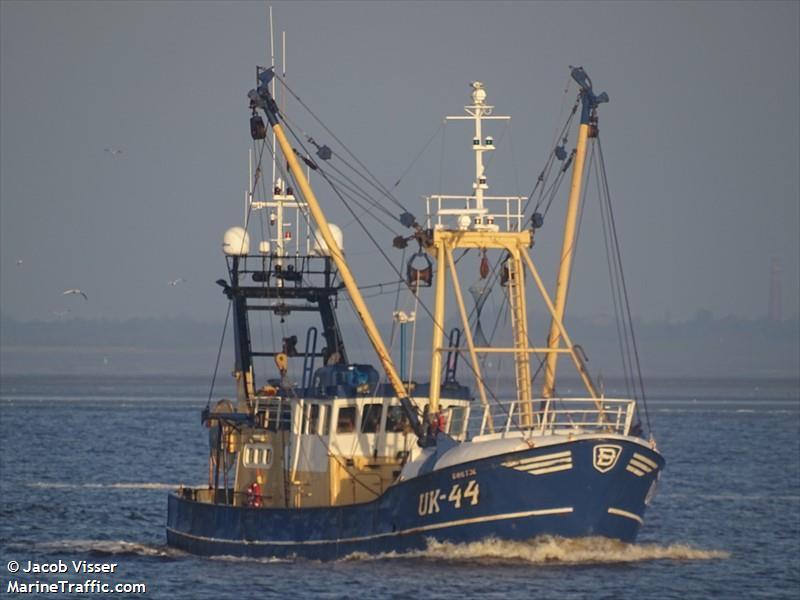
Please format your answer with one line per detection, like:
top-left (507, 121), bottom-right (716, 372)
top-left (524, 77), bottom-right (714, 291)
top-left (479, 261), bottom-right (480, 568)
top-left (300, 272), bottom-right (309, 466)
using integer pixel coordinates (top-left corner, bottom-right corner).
top-left (2, 314), bottom-right (798, 379)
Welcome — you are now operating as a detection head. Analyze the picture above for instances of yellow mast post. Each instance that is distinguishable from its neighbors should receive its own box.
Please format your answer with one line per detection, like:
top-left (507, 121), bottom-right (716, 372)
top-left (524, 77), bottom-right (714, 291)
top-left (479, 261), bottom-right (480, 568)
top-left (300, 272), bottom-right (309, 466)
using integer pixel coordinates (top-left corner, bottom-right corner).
top-left (542, 122), bottom-right (590, 398)
top-left (504, 250), bottom-right (533, 427)
top-left (443, 241), bottom-right (494, 433)
top-left (542, 67), bottom-right (608, 399)
top-left (431, 82), bottom-right (532, 431)
top-left (427, 241), bottom-right (448, 415)
top-left (520, 251), bottom-right (599, 402)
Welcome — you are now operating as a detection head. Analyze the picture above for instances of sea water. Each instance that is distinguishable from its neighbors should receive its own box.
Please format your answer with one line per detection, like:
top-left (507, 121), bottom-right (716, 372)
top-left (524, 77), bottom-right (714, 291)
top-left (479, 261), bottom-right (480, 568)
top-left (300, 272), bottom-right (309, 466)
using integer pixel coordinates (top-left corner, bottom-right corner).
top-left (0, 375), bottom-right (797, 599)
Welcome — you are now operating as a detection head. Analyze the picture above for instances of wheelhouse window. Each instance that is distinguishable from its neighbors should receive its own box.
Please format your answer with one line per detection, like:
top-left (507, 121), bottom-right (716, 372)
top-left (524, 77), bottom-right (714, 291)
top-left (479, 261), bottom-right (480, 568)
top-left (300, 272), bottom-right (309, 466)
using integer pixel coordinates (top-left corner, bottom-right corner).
top-left (336, 406), bottom-right (356, 433)
top-left (308, 403), bottom-right (320, 434)
top-left (264, 400), bottom-right (292, 432)
top-left (445, 405), bottom-right (467, 435)
top-left (385, 405), bottom-right (408, 433)
top-left (243, 444), bottom-right (273, 468)
top-left (360, 403), bottom-right (383, 433)
top-left (321, 405), bottom-right (330, 436)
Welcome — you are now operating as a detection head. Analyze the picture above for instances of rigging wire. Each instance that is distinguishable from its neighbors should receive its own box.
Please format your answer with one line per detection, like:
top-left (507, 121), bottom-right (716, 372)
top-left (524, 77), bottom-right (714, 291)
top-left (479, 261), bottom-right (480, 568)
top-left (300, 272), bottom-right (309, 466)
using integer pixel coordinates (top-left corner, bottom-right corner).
top-left (206, 301), bottom-right (233, 410)
top-left (278, 110), bottom-right (404, 227)
top-left (361, 283), bottom-right (405, 299)
top-left (275, 74), bottom-right (412, 218)
top-left (319, 174), bottom-right (402, 234)
top-left (536, 141), bottom-right (594, 401)
top-left (525, 97), bottom-right (580, 219)
top-left (544, 74), bottom-right (576, 177)
top-left (323, 169), bottom-right (399, 224)
top-left (283, 118), bottom-right (407, 302)
top-left (594, 142), bottom-right (634, 401)
top-left (358, 279), bottom-right (405, 291)
top-left (539, 148), bottom-right (576, 218)
top-left (406, 273), bottom-right (422, 387)
top-left (596, 136), bottom-right (652, 433)
top-left (392, 121), bottom-right (446, 190)
top-left (387, 248), bottom-right (407, 349)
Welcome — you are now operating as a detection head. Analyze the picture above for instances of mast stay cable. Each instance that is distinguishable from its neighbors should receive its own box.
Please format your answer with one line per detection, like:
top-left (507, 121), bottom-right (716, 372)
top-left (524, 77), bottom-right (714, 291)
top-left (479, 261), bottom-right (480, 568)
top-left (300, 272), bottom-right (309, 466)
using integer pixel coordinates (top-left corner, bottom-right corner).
top-left (275, 74), bottom-right (414, 221)
top-left (596, 136), bottom-right (652, 434)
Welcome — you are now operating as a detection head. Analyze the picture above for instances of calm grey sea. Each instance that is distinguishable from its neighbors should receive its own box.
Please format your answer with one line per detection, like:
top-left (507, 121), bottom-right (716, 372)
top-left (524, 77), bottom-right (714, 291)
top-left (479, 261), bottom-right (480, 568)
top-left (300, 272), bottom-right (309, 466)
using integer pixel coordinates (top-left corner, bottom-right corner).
top-left (1, 375), bottom-right (798, 599)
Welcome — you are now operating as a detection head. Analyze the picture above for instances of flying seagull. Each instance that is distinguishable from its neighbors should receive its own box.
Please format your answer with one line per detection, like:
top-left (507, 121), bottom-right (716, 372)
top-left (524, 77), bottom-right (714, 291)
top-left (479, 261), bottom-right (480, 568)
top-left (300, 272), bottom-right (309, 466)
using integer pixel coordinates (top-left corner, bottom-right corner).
top-left (168, 278), bottom-right (186, 286)
top-left (63, 288), bottom-right (88, 300)
top-left (104, 148), bottom-right (123, 157)
top-left (16, 259), bottom-right (23, 266)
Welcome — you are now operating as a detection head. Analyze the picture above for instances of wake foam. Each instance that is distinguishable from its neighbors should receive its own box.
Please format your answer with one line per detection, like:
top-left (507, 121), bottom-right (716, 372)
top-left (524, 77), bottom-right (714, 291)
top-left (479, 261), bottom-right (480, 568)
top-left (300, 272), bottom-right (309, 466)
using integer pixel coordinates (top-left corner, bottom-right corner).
top-left (28, 482), bottom-right (182, 490)
top-left (13, 539), bottom-right (185, 558)
top-left (205, 554), bottom-right (293, 564)
top-left (343, 536), bottom-right (729, 564)
top-left (9, 540), bottom-right (292, 563)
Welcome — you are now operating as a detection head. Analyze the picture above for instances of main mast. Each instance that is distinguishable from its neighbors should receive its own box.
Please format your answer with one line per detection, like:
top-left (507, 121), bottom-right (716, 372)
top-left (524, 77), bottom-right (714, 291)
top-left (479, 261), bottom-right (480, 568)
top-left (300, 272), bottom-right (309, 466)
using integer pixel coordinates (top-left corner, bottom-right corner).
top-left (542, 67), bottom-right (607, 399)
top-left (426, 82), bottom-right (534, 427)
top-left (424, 77), bottom-right (605, 431)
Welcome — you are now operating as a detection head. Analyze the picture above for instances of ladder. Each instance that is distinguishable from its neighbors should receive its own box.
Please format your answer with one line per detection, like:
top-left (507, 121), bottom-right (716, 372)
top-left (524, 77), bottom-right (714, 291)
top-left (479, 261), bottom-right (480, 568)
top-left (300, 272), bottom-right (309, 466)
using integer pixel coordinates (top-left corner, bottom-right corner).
top-left (506, 254), bottom-right (533, 428)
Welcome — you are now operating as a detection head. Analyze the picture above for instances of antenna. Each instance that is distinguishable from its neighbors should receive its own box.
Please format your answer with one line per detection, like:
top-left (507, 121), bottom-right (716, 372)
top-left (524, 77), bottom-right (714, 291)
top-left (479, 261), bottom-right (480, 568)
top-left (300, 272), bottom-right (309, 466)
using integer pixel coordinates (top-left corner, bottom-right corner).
top-left (269, 6), bottom-right (277, 195)
top-left (266, 8), bottom-right (286, 260)
top-left (254, 11), bottom-right (310, 257)
top-left (281, 30), bottom-right (287, 123)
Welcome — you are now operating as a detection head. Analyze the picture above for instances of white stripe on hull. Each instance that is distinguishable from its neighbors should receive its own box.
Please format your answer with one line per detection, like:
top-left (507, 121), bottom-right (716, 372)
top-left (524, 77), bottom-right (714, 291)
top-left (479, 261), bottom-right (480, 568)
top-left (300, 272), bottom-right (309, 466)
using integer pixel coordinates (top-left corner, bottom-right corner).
top-left (607, 507), bottom-right (643, 524)
top-left (502, 451), bottom-right (573, 475)
top-left (625, 452), bottom-right (658, 477)
top-left (167, 506), bottom-right (574, 547)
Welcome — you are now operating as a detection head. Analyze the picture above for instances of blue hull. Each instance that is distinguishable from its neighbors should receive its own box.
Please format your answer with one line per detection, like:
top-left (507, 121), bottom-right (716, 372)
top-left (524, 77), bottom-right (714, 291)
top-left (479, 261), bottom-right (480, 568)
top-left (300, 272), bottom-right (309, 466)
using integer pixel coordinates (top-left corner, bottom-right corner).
top-left (167, 437), bottom-right (663, 560)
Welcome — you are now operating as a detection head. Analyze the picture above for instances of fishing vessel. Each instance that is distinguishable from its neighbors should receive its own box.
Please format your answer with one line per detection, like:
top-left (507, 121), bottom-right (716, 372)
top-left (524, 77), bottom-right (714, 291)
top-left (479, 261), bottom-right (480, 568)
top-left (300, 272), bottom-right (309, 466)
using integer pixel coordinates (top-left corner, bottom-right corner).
top-left (166, 57), bottom-right (664, 560)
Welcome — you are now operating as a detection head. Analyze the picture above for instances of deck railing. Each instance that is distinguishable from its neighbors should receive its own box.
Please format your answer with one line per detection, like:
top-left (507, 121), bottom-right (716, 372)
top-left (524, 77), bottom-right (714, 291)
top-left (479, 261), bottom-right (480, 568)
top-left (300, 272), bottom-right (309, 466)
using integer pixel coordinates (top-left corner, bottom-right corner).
top-left (475, 398), bottom-right (637, 437)
top-left (425, 194), bottom-right (525, 232)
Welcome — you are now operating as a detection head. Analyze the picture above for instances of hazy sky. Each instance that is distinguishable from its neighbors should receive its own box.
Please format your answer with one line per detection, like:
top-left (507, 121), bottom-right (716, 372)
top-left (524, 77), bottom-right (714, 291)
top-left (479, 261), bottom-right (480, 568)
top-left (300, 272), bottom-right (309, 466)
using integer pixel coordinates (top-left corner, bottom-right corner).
top-left (1, 0), bottom-right (798, 325)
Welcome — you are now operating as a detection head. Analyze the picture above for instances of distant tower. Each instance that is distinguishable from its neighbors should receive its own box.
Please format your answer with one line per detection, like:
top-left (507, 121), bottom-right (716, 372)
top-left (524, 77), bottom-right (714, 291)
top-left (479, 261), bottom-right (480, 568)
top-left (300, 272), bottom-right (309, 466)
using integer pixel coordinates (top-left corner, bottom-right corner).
top-left (769, 257), bottom-right (782, 321)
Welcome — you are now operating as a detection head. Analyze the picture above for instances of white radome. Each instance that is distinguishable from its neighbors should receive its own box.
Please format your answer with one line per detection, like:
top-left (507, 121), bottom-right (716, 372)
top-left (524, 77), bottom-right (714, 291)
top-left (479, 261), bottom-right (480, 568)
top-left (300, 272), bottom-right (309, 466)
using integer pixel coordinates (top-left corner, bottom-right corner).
top-left (223, 227), bottom-right (250, 256)
top-left (312, 224), bottom-right (344, 256)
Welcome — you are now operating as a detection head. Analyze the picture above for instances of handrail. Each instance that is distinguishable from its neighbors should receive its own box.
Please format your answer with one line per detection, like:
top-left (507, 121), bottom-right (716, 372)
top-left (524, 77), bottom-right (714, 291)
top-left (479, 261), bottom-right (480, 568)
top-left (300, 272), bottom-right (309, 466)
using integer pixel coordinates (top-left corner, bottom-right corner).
top-left (475, 397), bottom-right (636, 437)
top-left (426, 194), bottom-right (525, 232)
